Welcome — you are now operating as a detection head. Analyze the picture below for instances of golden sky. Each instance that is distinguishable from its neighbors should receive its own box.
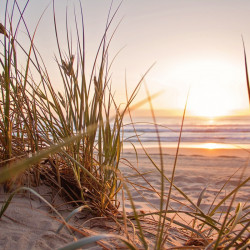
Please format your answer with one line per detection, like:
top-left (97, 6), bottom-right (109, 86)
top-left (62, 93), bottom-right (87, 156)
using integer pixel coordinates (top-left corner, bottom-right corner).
top-left (1, 0), bottom-right (250, 117)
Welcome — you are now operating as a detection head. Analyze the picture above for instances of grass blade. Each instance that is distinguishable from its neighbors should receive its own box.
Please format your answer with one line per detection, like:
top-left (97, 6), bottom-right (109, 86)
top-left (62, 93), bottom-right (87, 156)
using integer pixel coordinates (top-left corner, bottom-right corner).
top-left (242, 37), bottom-right (250, 106)
top-left (58, 234), bottom-right (138, 250)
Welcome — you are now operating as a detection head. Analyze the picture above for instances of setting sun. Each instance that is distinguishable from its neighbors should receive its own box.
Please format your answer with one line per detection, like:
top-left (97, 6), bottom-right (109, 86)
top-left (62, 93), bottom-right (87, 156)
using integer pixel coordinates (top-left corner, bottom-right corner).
top-left (188, 83), bottom-right (232, 117)
top-left (182, 60), bottom-right (246, 118)
top-left (154, 59), bottom-right (248, 118)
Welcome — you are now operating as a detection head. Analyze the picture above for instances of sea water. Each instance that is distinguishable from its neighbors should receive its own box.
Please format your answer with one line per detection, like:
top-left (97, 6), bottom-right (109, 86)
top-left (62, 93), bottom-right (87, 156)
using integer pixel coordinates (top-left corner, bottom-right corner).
top-left (122, 115), bottom-right (250, 150)
top-left (119, 115), bottom-right (250, 214)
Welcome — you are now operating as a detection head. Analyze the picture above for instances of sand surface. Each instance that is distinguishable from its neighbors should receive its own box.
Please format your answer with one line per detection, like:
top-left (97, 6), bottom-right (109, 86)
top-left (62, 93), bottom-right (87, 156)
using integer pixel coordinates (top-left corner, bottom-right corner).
top-left (120, 147), bottom-right (249, 211)
top-left (0, 147), bottom-right (249, 249)
top-left (0, 185), bottom-right (75, 250)
top-left (0, 185), bottom-right (116, 250)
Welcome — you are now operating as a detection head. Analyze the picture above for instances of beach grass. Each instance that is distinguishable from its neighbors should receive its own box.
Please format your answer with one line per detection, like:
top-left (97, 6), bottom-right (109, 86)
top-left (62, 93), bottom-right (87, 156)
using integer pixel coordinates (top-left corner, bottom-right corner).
top-left (0, 1), bottom-right (249, 249)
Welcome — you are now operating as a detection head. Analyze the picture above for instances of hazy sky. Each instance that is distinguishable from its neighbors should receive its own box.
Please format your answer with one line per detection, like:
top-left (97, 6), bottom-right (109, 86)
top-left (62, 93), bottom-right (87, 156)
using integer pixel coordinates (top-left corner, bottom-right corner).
top-left (1, 0), bottom-right (250, 117)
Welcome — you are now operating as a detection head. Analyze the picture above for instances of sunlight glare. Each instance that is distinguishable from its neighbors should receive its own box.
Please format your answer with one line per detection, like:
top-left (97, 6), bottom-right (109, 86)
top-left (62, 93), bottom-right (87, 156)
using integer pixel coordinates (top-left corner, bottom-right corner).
top-left (187, 61), bottom-right (242, 118)
top-left (164, 59), bottom-right (246, 118)
top-left (196, 143), bottom-right (232, 150)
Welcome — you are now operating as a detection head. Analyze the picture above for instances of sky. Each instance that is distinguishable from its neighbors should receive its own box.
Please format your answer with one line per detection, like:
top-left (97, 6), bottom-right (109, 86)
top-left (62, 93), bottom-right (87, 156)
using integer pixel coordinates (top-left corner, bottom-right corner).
top-left (1, 0), bottom-right (250, 117)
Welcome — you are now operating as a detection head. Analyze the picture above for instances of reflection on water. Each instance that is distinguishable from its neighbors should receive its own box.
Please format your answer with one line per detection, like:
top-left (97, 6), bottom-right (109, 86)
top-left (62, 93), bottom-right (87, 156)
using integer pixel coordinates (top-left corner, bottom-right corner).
top-left (122, 115), bottom-right (250, 151)
top-left (192, 143), bottom-right (241, 150)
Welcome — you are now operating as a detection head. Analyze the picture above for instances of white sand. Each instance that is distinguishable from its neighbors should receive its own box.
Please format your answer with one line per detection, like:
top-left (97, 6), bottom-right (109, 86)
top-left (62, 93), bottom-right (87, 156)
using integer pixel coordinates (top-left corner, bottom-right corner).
top-left (0, 147), bottom-right (249, 249)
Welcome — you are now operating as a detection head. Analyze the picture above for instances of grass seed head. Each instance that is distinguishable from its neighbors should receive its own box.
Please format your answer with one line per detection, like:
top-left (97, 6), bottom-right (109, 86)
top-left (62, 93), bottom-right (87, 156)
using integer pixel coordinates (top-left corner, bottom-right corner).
top-left (0, 23), bottom-right (8, 38)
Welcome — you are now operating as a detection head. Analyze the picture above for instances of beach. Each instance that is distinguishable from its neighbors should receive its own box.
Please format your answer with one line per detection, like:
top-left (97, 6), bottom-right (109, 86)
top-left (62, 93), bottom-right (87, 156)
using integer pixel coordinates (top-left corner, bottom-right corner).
top-left (120, 147), bottom-right (249, 212)
top-left (1, 0), bottom-right (250, 248)
top-left (0, 146), bottom-right (249, 249)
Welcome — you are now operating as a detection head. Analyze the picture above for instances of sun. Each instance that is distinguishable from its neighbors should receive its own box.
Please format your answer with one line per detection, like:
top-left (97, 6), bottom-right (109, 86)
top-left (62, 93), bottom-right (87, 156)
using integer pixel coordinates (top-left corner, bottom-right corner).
top-left (188, 83), bottom-right (232, 118)
top-left (155, 59), bottom-right (247, 117)
top-left (182, 60), bottom-right (245, 118)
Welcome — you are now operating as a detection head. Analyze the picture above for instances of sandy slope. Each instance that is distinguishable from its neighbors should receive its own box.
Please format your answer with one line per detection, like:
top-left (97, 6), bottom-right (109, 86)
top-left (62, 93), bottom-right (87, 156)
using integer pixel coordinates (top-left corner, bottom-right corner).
top-left (0, 185), bottom-right (108, 250)
top-left (0, 187), bottom-right (73, 249)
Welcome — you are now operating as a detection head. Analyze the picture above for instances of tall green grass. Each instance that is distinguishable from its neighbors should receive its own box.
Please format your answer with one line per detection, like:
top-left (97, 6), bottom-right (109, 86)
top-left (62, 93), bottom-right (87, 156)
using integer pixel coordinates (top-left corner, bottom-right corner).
top-left (0, 1), bottom-right (249, 249)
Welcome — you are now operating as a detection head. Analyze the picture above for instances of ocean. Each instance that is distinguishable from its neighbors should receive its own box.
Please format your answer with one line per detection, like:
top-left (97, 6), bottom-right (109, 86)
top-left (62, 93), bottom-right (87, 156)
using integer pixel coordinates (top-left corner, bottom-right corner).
top-left (122, 115), bottom-right (250, 150)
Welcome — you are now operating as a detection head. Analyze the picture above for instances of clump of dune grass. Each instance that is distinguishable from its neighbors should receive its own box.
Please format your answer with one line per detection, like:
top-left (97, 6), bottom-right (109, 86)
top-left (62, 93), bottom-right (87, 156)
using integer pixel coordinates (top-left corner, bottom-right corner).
top-left (0, 0), bottom-right (249, 249)
top-left (0, 0), bottom-right (145, 217)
